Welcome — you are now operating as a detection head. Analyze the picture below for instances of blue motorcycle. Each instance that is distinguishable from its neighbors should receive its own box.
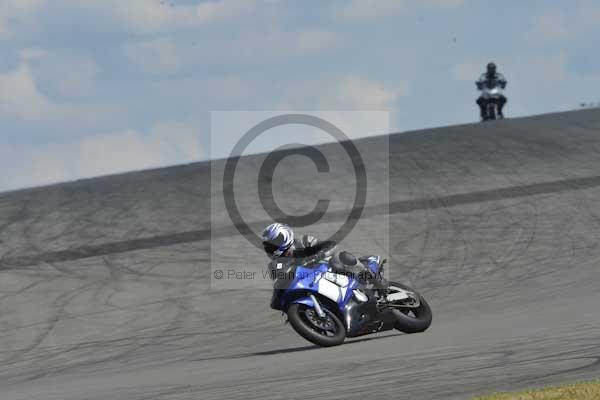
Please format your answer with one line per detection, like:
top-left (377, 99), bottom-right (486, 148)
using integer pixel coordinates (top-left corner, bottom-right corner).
top-left (270, 241), bottom-right (432, 347)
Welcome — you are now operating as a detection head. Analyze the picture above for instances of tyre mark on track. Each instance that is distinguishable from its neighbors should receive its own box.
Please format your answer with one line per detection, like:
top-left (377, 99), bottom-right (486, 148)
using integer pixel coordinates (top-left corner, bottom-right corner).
top-left (4, 174), bottom-right (600, 268)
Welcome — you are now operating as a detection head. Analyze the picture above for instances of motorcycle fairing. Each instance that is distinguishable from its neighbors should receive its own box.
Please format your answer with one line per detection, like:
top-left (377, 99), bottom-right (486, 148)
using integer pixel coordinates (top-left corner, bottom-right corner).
top-left (281, 263), bottom-right (358, 308)
top-left (342, 297), bottom-right (398, 337)
top-left (279, 259), bottom-right (397, 337)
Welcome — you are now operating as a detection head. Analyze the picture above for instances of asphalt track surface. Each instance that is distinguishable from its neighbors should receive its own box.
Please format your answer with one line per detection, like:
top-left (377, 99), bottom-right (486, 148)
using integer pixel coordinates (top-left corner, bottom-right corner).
top-left (1, 109), bottom-right (600, 399)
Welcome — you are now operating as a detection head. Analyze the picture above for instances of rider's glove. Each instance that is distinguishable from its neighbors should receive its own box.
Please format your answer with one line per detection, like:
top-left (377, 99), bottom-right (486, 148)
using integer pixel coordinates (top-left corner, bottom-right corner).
top-left (301, 234), bottom-right (318, 248)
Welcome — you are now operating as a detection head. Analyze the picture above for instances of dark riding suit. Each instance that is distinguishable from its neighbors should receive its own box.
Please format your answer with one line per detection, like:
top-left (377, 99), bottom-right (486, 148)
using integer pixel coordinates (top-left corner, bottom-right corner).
top-left (476, 72), bottom-right (507, 118)
top-left (266, 236), bottom-right (378, 310)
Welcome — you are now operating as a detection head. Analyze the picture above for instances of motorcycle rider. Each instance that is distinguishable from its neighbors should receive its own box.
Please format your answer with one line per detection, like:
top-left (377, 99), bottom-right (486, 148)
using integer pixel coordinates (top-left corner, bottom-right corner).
top-left (476, 62), bottom-right (507, 119)
top-left (261, 222), bottom-right (323, 260)
top-left (261, 223), bottom-right (387, 308)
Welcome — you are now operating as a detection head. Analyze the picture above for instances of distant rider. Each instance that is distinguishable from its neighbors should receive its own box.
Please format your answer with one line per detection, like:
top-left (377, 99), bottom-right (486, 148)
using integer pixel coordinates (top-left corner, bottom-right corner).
top-left (476, 62), bottom-right (507, 119)
top-left (261, 223), bottom-right (387, 309)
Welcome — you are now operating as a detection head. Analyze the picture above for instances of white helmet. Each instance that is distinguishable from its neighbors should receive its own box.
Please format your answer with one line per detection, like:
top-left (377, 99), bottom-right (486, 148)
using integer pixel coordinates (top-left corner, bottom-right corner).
top-left (261, 223), bottom-right (294, 257)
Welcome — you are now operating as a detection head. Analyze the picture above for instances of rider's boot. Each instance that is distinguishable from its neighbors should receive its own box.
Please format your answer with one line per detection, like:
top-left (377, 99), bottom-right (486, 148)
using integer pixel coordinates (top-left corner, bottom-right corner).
top-left (368, 272), bottom-right (389, 296)
top-left (356, 269), bottom-right (386, 292)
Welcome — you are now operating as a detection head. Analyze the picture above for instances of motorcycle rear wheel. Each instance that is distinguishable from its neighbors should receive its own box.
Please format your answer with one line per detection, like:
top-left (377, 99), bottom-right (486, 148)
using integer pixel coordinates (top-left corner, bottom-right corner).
top-left (388, 282), bottom-right (432, 334)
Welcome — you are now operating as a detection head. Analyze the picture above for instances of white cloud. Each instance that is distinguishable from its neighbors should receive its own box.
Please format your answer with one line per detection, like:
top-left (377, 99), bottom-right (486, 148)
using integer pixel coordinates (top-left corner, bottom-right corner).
top-left (334, 0), bottom-right (465, 23)
top-left (77, 126), bottom-right (202, 178)
top-left (125, 28), bottom-right (343, 74)
top-left (426, 0), bottom-right (465, 7)
top-left (320, 76), bottom-right (405, 109)
top-left (201, 75), bottom-right (254, 103)
top-left (147, 74), bottom-right (254, 107)
top-left (0, 51), bottom-right (122, 133)
top-left (100, 0), bottom-right (275, 34)
top-left (527, 10), bottom-right (575, 45)
top-left (0, 0), bottom-right (44, 40)
top-left (18, 48), bottom-right (47, 61)
top-left (579, 0), bottom-right (600, 25)
top-left (0, 60), bottom-right (56, 120)
top-left (1, 0), bottom-right (283, 43)
top-left (0, 142), bottom-right (72, 191)
top-left (526, 2), bottom-right (600, 46)
top-left (283, 75), bottom-right (407, 111)
top-left (294, 29), bottom-right (342, 57)
top-left (48, 57), bottom-right (99, 98)
top-left (22, 49), bottom-right (100, 98)
top-left (1, 121), bottom-right (204, 192)
top-left (334, 0), bottom-right (410, 23)
top-left (269, 75), bottom-right (405, 137)
top-left (124, 38), bottom-right (183, 75)
top-left (225, 27), bottom-right (344, 64)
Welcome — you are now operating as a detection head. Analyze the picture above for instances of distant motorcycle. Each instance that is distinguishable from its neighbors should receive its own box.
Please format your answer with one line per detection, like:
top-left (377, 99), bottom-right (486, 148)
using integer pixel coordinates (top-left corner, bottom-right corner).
top-left (270, 241), bottom-right (432, 347)
top-left (477, 80), bottom-right (505, 121)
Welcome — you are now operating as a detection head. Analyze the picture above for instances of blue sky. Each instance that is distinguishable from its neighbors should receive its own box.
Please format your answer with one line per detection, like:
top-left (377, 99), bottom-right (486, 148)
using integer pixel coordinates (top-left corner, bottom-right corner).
top-left (1, 0), bottom-right (599, 192)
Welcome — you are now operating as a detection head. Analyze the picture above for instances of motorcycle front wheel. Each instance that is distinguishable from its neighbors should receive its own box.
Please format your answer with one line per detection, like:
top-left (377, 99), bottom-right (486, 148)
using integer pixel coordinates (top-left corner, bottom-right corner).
top-left (287, 303), bottom-right (346, 347)
top-left (485, 103), bottom-right (497, 120)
